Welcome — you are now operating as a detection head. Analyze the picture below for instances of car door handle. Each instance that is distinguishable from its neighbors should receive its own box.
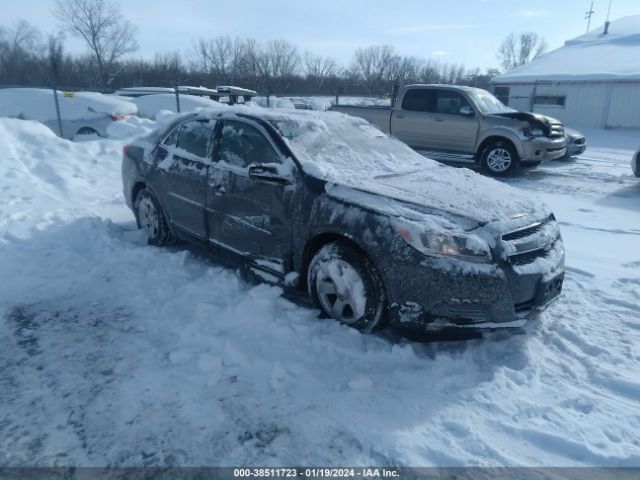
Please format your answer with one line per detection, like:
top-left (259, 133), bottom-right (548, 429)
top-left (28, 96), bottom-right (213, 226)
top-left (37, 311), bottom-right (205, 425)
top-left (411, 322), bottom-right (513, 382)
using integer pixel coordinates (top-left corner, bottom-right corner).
top-left (434, 118), bottom-right (444, 122)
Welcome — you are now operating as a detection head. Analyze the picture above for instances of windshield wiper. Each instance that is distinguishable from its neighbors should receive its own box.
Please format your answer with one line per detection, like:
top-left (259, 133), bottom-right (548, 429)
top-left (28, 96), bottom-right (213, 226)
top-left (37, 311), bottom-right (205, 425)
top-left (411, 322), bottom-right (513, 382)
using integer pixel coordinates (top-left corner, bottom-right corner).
top-left (373, 168), bottom-right (423, 179)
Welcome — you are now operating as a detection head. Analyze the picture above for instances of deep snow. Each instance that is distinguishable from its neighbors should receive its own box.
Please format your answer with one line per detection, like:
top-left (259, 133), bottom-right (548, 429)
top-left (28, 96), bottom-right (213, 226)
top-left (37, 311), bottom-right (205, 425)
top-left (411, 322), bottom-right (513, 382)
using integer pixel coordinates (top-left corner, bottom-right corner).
top-left (0, 118), bottom-right (639, 467)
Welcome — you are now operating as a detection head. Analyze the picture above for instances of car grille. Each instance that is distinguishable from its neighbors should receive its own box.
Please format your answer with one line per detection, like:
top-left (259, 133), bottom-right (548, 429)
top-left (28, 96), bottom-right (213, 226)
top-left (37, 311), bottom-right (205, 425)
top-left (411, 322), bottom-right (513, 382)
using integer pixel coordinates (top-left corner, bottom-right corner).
top-left (501, 215), bottom-right (558, 266)
top-left (502, 215), bottom-right (554, 241)
top-left (508, 243), bottom-right (555, 265)
top-left (549, 124), bottom-right (564, 137)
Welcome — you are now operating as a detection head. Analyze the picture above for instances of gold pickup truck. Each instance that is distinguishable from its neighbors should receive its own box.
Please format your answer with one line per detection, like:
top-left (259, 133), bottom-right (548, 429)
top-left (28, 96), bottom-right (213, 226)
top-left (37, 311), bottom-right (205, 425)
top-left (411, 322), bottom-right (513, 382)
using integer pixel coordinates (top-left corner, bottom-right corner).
top-left (332, 84), bottom-right (567, 176)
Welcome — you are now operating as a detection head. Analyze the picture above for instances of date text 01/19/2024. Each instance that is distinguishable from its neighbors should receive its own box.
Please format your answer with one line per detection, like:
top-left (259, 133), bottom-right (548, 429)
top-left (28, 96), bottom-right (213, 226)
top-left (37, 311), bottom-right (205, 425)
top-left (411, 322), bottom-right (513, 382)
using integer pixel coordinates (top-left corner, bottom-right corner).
top-left (233, 468), bottom-right (400, 478)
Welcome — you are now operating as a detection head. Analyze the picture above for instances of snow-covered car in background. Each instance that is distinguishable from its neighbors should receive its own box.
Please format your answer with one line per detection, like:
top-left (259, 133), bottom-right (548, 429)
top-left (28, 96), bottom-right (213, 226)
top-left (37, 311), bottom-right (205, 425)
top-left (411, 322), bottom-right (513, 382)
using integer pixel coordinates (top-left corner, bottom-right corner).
top-left (129, 94), bottom-right (222, 119)
top-left (561, 127), bottom-right (587, 159)
top-left (122, 107), bottom-right (565, 333)
top-left (633, 149), bottom-right (640, 177)
top-left (0, 88), bottom-right (136, 140)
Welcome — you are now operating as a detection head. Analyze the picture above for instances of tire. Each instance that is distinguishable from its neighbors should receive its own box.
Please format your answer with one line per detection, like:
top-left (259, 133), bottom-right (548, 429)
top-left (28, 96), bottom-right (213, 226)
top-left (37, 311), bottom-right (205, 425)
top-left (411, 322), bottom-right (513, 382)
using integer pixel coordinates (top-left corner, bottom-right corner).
top-left (73, 127), bottom-right (100, 140)
top-left (307, 241), bottom-right (387, 331)
top-left (134, 188), bottom-right (176, 246)
top-left (480, 140), bottom-right (519, 176)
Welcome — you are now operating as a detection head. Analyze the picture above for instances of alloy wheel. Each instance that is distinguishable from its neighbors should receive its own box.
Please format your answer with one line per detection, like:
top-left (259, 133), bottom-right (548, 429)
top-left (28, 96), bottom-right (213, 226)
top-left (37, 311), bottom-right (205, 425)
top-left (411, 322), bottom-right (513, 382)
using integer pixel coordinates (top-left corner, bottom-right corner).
top-left (315, 258), bottom-right (367, 324)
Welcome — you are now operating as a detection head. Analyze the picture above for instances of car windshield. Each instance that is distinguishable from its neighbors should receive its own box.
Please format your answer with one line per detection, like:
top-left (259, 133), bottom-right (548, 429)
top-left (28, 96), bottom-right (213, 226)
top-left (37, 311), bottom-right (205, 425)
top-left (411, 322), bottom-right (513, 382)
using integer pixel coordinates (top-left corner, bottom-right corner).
top-left (468, 90), bottom-right (515, 114)
top-left (265, 111), bottom-right (436, 181)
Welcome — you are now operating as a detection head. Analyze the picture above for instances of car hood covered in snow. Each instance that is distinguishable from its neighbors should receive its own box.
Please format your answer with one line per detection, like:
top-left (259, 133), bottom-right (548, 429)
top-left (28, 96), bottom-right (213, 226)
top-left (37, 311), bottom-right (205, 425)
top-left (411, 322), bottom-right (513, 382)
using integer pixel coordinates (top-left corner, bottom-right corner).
top-left (260, 109), bottom-right (550, 227)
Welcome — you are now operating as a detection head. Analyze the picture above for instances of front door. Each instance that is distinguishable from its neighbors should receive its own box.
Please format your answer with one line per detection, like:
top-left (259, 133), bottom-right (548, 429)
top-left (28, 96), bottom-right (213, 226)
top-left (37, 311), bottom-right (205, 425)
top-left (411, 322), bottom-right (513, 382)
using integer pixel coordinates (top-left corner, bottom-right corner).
top-left (428, 90), bottom-right (479, 153)
top-left (206, 119), bottom-right (294, 274)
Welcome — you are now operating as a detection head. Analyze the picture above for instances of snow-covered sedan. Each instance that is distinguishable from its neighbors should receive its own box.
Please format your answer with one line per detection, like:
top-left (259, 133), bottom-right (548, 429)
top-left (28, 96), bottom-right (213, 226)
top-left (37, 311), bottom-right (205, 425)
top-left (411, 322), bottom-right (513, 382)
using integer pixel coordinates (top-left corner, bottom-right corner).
top-left (122, 107), bottom-right (565, 333)
top-left (0, 88), bottom-right (136, 140)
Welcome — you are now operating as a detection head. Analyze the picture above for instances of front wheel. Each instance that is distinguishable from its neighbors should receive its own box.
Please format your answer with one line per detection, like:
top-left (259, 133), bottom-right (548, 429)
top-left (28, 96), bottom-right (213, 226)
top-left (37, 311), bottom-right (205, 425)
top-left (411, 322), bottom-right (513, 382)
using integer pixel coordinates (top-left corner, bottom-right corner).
top-left (307, 242), bottom-right (387, 331)
top-left (134, 188), bottom-right (176, 246)
top-left (480, 141), bottom-right (519, 176)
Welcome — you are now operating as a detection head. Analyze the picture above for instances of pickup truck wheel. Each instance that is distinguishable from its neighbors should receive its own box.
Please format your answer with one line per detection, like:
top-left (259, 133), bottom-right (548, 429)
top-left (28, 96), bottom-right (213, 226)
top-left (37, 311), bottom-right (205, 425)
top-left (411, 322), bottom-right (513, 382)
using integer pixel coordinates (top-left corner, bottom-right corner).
top-left (308, 242), bottom-right (387, 332)
top-left (481, 141), bottom-right (519, 176)
top-left (134, 188), bottom-right (176, 246)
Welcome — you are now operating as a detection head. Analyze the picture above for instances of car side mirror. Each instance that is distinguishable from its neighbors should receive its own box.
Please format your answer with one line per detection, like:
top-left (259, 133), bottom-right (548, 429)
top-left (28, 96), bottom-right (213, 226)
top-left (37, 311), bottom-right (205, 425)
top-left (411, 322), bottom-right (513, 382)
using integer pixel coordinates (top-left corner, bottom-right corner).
top-left (459, 105), bottom-right (474, 116)
top-left (248, 163), bottom-right (291, 185)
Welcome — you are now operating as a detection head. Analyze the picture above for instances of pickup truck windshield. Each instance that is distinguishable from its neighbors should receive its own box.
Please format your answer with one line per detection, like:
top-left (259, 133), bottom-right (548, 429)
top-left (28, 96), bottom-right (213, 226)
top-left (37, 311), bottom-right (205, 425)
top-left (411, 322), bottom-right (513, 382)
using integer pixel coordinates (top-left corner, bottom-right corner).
top-left (468, 90), bottom-right (515, 115)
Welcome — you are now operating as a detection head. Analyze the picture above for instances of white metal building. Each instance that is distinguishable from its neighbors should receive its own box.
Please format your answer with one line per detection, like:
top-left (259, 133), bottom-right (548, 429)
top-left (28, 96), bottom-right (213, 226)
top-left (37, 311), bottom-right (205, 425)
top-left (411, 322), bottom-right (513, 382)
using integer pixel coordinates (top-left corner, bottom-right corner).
top-left (492, 16), bottom-right (640, 129)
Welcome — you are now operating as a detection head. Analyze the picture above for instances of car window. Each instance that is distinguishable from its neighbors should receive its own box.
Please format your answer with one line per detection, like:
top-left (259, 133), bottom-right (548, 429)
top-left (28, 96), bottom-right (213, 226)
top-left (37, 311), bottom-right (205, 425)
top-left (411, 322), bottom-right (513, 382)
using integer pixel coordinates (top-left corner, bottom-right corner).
top-left (176, 120), bottom-right (214, 158)
top-left (162, 125), bottom-right (180, 146)
top-left (401, 89), bottom-right (436, 112)
top-left (435, 91), bottom-right (471, 115)
top-left (218, 120), bottom-right (280, 169)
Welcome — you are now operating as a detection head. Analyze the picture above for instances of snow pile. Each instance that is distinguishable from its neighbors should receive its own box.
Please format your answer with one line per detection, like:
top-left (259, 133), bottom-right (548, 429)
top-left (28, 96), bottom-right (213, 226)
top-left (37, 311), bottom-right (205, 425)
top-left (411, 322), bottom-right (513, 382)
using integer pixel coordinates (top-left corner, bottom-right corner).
top-left (0, 88), bottom-right (136, 122)
top-left (0, 118), bottom-right (126, 237)
top-left (106, 115), bottom-right (157, 139)
top-left (131, 94), bottom-right (223, 119)
top-left (495, 15), bottom-right (640, 82)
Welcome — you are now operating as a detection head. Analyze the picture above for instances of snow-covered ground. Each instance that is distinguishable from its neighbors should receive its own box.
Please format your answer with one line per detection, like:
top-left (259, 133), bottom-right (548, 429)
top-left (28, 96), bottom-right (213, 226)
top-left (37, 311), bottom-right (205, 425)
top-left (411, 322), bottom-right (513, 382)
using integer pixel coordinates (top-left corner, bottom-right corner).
top-left (0, 118), bottom-right (639, 467)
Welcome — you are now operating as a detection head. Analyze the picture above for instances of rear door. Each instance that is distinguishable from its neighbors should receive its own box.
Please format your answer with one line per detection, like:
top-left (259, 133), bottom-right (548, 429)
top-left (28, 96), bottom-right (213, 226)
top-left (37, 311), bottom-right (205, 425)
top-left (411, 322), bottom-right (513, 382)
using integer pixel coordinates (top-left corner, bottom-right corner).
top-left (206, 119), bottom-right (294, 273)
top-left (390, 88), bottom-right (436, 148)
top-left (428, 90), bottom-right (479, 153)
top-left (156, 119), bottom-right (214, 239)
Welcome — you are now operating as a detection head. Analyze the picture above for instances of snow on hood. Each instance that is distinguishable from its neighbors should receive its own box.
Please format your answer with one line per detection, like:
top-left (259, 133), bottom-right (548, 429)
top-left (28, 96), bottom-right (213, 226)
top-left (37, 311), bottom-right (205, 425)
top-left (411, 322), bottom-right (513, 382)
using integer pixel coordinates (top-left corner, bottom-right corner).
top-left (262, 109), bottom-right (549, 225)
top-left (0, 88), bottom-right (136, 122)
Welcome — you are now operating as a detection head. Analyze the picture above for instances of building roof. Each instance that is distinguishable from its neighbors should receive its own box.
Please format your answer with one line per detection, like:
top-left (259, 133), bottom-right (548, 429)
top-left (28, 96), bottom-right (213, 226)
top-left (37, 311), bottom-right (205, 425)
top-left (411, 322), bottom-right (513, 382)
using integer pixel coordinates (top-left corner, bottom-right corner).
top-left (494, 16), bottom-right (640, 84)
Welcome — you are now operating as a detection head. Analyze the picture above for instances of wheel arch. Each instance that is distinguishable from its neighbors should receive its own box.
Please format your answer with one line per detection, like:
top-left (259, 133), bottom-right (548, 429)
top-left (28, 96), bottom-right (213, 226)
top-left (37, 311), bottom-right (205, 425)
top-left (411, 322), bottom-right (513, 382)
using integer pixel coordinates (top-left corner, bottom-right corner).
top-left (299, 232), bottom-right (371, 290)
top-left (476, 135), bottom-right (520, 161)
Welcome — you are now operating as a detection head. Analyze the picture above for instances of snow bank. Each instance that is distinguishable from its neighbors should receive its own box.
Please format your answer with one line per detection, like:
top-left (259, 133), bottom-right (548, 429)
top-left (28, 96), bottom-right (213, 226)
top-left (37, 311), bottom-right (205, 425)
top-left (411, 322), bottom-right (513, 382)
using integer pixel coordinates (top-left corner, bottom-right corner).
top-left (0, 118), bottom-right (127, 237)
top-left (106, 115), bottom-right (157, 139)
top-left (0, 88), bottom-right (136, 122)
top-left (132, 94), bottom-right (223, 119)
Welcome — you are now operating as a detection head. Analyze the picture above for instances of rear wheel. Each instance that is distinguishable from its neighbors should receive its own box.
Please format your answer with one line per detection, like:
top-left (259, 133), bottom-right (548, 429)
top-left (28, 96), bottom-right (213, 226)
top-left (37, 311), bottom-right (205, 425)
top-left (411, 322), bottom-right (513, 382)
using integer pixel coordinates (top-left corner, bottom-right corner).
top-left (73, 127), bottom-right (100, 141)
top-left (480, 141), bottom-right (519, 176)
top-left (134, 188), bottom-right (175, 246)
top-left (307, 242), bottom-right (387, 331)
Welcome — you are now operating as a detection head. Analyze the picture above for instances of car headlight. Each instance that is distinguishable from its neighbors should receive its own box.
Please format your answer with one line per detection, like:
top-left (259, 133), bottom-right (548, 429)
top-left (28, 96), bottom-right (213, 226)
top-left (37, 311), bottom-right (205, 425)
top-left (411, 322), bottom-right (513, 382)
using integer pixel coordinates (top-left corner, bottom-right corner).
top-left (522, 127), bottom-right (545, 138)
top-left (393, 221), bottom-right (492, 263)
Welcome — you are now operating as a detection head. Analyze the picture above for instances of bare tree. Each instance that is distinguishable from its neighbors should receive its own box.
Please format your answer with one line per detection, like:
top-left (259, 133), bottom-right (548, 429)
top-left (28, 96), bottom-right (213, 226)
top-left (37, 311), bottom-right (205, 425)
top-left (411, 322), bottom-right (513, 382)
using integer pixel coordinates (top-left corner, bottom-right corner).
top-left (54, 0), bottom-right (137, 87)
top-left (256, 39), bottom-right (300, 93)
top-left (0, 19), bottom-right (43, 85)
top-left (303, 51), bottom-right (337, 91)
top-left (497, 32), bottom-right (547, 71)
top-left (351, 45), bottom-right (398, 93)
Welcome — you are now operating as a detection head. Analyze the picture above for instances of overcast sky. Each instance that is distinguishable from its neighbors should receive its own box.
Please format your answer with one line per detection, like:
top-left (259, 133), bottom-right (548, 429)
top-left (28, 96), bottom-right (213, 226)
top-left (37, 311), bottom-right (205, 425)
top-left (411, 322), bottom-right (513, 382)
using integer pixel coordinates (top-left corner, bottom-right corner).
top-left (3, 0), bottom-right (639, 70)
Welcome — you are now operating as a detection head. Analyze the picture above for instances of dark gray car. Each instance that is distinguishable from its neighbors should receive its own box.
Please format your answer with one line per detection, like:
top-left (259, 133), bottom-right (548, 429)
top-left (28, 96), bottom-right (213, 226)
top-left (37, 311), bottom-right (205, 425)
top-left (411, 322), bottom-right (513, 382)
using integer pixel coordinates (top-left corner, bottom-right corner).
top-left (122, 108), bottom-right (565, 333)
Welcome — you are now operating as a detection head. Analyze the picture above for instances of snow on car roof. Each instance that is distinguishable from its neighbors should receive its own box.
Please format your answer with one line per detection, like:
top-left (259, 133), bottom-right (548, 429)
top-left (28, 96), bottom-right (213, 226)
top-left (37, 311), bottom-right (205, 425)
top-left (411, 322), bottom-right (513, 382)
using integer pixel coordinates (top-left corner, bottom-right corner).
top-left (0, 88), bottom-right (136, 122)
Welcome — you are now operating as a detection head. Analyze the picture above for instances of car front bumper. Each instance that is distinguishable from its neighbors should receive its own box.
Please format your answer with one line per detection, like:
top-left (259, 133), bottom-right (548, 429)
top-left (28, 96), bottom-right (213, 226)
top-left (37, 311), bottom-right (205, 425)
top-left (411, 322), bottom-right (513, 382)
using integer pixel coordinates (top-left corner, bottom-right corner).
top-left (385, 239), bottom-right (565, 332)
top-left (520, 136), bottom-right (567, 163)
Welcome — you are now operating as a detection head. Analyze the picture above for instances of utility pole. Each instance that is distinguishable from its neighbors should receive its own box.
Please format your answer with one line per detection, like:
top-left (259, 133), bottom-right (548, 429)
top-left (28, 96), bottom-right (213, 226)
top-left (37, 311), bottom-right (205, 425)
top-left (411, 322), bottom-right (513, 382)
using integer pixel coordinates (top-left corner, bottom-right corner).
top-left (604, 0), bottom-right (613, 34)
top-left (585, 0), bottom-right (595, 32)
